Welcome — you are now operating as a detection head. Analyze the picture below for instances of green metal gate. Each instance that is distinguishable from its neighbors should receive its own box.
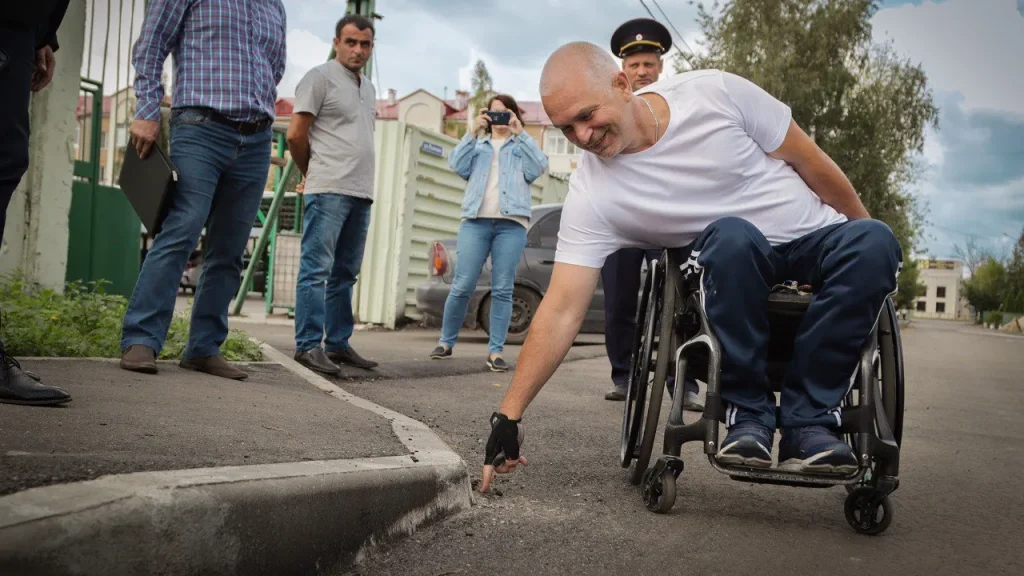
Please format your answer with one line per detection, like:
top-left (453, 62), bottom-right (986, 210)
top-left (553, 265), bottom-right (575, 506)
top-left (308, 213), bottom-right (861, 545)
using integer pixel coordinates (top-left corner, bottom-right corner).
top-left (65, 78), bottom-right (142, 297)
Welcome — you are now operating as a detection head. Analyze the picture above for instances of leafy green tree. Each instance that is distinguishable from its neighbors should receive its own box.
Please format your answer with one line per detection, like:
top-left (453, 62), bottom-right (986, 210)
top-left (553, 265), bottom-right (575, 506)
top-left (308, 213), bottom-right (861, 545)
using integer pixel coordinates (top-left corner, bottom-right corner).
top-left (678, 0), bottom-right (939, 258)
top-left (1002, 229), bottom-right (1024, 312)
top-left (963, 257), bottom-right (1008, 318)
top-left (893, 258), bottom-right (925, 311)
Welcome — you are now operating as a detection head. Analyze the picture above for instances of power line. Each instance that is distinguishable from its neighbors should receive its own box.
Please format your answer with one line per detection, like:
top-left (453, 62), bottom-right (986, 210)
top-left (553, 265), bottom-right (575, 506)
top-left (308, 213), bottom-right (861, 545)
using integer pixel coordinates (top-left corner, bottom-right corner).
top-left (648, 0), bottom-right (698, 61)
top-left (636, 0), bottom-right (694, 68)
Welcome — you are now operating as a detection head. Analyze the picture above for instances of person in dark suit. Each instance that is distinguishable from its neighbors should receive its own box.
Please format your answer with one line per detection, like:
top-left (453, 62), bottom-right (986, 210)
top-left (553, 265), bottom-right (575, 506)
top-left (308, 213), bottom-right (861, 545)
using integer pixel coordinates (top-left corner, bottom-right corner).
top-left (601, 18), bottom-right (702, 412)
top-left (0, 1), bottom-right (73, 406)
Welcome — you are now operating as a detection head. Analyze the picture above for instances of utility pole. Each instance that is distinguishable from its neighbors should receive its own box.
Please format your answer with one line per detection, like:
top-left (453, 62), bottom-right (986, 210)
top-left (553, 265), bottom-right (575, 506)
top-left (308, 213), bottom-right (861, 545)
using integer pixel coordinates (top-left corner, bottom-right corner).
top-left (326, 0), bottom-right (381, 79)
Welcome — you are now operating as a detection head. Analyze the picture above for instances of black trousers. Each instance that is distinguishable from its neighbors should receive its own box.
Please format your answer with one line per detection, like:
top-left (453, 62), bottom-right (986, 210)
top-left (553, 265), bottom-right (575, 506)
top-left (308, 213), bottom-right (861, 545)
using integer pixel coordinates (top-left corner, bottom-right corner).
top-left (0, 26), bottom-right (35, 245)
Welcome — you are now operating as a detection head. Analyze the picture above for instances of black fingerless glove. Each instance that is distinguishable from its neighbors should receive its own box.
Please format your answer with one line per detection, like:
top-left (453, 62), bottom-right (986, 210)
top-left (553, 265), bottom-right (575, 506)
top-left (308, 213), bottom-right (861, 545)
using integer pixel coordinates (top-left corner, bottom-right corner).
top-left (484, 411), bottom-right (521, 466)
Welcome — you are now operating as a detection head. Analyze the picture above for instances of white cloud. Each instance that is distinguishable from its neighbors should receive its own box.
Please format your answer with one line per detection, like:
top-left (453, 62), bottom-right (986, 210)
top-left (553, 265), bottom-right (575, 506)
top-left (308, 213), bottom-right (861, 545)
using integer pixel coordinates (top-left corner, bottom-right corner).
top-left (277, 29), bottom-right (334, 98)
top-left (872, 0), bottom-right (1024, 115)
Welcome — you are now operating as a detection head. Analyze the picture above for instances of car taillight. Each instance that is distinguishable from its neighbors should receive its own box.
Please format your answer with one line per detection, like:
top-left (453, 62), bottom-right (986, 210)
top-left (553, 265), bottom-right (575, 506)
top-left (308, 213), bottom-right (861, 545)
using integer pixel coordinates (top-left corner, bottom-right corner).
top-left (431, 242), bottom-right (449, 276)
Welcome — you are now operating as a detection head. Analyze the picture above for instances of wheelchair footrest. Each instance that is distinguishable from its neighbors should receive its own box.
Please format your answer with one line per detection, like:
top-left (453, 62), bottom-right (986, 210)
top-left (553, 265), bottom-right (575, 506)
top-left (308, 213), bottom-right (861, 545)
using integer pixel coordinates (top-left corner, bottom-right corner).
top-left (709, 455), bottom-right (865, 487)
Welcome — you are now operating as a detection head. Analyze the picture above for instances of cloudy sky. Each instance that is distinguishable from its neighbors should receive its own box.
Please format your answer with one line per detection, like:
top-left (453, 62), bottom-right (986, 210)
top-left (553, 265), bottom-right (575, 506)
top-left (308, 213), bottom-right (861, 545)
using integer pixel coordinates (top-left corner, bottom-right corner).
top-left (84, 0), bottom-right (1022, 261)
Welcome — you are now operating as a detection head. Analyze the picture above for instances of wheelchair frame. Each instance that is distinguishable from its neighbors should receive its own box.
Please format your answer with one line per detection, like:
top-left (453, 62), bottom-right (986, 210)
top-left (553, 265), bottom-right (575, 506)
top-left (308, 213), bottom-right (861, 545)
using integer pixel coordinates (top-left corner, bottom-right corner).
top-left (620, 249), bottom-right (905, 535)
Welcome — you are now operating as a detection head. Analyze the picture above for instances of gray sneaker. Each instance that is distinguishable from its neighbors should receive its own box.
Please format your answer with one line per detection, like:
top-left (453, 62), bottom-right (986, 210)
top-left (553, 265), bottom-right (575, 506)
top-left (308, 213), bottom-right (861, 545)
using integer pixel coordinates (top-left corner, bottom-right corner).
top-left (604, 382), bottom-right (627, 401)
top-left (294, 348), bottom-right (341, 375)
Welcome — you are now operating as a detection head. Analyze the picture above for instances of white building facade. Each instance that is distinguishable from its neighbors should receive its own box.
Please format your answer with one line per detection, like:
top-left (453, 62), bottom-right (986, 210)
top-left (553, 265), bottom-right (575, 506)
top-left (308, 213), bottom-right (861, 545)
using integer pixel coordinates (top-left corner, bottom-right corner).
top-left (914, 259), bottom-right (971, 320)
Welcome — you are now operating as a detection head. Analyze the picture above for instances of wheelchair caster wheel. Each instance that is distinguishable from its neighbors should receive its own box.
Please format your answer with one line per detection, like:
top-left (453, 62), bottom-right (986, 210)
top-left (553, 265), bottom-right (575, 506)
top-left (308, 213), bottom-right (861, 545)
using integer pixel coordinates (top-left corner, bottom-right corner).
top-left (641, 467), bottom-right (676, 513)
top-left (844, 487), bottom-right (893, 535)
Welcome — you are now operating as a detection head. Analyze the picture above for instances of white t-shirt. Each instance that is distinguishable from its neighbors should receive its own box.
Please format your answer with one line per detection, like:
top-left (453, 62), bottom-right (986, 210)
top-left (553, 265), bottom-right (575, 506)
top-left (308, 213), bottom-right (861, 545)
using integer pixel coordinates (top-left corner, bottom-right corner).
top-left (554, 69), bottom-right (847, 269)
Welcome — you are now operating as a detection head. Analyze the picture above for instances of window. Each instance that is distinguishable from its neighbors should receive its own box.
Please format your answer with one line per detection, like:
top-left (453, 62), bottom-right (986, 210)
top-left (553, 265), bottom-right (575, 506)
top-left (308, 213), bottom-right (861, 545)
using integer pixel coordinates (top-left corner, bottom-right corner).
top-left (936, 286), bottom-right (946, 298)
top-left (544, 131), bottom-right (580, 156)
top-left (529, 211), bottom-right (561, 249)
top-left (936, 302), bottom-right (946, 313)
top-left (916, 301), bottom-right (926, 312)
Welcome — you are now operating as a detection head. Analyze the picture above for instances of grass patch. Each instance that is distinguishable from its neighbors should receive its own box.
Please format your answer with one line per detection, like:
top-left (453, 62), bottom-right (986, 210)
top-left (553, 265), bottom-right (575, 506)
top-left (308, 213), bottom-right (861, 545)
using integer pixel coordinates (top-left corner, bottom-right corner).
top-left (0, 273), bottom-right (263, 361)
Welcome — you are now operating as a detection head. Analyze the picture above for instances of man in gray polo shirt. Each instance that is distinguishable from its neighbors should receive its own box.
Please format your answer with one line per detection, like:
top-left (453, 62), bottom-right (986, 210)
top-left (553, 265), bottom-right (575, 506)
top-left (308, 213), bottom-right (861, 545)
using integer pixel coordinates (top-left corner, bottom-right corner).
top-left (287, 13), bottom-right (378, 374)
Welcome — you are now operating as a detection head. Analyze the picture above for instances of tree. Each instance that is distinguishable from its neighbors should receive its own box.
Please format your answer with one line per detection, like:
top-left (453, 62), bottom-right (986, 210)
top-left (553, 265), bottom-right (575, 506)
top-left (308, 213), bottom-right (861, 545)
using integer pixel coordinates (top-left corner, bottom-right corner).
top-left (953, 237), bottom-right (991, 277)
top-left (1002, 228), bottom-right (1024, 312)
top-left (893, 258), bottom-right (925, 311)
top-left (963, 257), bottom-right (1007, 318)
top-left (678, 0), bottom-right (939, 259)
top-left (469, 59), bottom-right (495, 112)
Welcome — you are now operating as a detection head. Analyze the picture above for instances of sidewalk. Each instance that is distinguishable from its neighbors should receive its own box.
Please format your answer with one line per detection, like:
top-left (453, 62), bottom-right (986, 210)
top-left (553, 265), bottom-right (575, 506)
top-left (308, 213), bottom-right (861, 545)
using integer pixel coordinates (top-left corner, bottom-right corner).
top-left (216, 294), bottom-right (611, 381)
top-left (0, 301), bottom-right (613, 574)
top-left (0, 349), bottom-right (471, 575)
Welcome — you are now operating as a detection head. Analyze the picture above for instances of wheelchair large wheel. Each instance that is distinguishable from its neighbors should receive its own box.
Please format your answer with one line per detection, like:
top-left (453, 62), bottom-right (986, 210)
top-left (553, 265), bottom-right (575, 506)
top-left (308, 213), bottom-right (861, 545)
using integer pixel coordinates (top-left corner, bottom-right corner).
top-left (629, 253), bottom-right (677, 485)
top-left (845, 297), bottom-right (904, 495)
top-left (620, 260), bottom-right (659, 469)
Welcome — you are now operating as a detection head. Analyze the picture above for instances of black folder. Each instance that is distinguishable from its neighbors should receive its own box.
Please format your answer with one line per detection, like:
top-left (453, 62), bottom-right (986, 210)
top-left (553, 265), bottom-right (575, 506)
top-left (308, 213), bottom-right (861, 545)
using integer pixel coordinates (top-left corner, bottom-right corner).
top-left (118, 143), bottom-right (178, 237)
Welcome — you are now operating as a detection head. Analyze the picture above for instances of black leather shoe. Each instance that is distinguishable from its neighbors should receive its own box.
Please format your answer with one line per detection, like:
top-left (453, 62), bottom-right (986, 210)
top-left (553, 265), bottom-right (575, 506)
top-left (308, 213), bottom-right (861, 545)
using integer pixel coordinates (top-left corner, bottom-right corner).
top-left (0, 353), bottom-right (71, 407)
top-left (294, 348), bottom-right (342, 375)
top-left (327, 346), bottom-right (378, 369)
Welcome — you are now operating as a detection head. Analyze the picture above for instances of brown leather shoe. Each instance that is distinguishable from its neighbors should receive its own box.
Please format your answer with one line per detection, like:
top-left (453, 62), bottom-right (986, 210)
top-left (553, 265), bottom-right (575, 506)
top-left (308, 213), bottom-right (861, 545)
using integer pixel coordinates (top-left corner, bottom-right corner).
top-left (120, 345), bottom-right (158, 374)
top-left (179, 355), bottom-right (248, 380)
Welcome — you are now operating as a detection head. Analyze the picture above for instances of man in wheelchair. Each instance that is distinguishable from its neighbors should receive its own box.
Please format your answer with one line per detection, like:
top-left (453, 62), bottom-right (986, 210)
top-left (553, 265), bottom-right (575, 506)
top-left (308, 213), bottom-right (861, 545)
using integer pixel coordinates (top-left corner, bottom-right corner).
top-left (480, 41), bottom-right (902, 493)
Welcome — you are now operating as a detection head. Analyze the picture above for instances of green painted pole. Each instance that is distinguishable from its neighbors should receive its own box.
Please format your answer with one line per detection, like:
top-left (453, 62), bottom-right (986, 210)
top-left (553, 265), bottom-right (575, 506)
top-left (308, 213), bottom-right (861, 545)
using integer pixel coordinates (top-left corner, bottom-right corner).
top-left (231, 159), bottom-right (294, 316)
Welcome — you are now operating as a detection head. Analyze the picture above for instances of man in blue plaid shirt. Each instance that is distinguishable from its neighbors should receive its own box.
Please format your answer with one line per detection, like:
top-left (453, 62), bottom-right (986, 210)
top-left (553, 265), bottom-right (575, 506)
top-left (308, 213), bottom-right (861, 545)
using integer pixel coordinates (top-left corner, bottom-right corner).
top-left (119, 0), bottom-right (287, 380)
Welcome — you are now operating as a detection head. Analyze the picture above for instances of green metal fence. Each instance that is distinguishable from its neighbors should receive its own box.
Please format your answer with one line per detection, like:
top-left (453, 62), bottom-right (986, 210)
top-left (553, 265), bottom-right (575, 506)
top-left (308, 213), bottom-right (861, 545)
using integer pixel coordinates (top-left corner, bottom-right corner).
top-left (66, 77), bottom-right (142, 297)
top-left (65, 0), bottom-right (146, 296)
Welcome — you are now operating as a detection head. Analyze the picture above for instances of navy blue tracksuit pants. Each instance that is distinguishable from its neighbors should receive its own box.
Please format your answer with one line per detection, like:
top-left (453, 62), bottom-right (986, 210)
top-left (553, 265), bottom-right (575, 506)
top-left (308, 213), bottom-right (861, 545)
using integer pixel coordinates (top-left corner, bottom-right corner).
top-left (685, 217), bottom-right (902, 430)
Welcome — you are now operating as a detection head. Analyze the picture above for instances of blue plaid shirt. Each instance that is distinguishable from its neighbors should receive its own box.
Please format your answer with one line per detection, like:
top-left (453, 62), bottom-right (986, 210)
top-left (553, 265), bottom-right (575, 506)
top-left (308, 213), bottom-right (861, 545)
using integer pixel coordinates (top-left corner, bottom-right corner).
top-left (132, 0), bottom-right (287, 123)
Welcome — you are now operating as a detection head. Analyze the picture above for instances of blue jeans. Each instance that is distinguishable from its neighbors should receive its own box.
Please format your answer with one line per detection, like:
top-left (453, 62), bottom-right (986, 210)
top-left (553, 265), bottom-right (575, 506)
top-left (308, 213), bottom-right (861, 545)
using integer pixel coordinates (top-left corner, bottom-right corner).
top-left (120, 108), bottom-right (271, 358)
top-left (294, 193), bottom-right (372, 353)
top-left (439, 218), bottom-right (527, 354)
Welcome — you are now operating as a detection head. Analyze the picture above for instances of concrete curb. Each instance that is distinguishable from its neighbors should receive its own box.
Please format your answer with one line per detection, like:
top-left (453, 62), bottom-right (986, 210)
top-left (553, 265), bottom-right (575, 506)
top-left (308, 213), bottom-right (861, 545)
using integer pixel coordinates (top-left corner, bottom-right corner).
top-left (0, 344), bottom-right (473, 575)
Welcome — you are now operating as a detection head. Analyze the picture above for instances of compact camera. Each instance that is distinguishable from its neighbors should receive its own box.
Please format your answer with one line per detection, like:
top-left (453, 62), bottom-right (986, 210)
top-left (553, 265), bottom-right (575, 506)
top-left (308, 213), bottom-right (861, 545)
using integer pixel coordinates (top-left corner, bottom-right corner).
top-left (485, 110), bottom-right (511, 125)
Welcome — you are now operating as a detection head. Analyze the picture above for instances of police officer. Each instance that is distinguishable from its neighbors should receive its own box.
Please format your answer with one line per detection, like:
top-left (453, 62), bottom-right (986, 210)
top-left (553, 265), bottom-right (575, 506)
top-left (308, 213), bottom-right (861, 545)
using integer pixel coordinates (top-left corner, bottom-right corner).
top-left (601, 18), bottom-right (702, 412)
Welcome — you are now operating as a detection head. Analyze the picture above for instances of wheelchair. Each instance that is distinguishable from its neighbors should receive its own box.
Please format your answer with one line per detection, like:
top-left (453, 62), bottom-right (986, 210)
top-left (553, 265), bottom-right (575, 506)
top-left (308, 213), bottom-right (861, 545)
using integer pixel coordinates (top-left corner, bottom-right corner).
top-left (619, 248), bottom-right (905, 536)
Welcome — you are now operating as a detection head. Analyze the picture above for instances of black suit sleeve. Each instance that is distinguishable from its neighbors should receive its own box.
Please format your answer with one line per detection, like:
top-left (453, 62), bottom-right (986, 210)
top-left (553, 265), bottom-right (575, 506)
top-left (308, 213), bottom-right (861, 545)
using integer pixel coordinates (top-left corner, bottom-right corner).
top-left (40, 0), bottom-right (71, 52)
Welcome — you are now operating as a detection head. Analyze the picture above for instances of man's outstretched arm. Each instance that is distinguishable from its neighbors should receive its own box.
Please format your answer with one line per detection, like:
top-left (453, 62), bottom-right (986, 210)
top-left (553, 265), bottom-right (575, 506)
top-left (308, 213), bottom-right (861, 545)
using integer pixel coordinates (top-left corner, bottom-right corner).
top-left (479, 262), bottom-right (601, 492)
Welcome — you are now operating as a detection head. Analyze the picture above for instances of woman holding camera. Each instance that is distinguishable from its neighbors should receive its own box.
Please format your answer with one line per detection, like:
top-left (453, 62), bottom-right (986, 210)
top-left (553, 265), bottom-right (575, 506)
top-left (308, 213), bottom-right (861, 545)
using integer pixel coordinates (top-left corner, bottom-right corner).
top-left (429, 94), bottom-right (549, 372)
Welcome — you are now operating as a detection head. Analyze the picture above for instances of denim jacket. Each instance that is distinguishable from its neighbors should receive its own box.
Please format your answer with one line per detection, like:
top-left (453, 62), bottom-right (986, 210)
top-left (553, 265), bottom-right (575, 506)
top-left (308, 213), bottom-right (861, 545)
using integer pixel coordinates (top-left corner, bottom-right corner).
top-left (448, 130), bottom-right (549, 220)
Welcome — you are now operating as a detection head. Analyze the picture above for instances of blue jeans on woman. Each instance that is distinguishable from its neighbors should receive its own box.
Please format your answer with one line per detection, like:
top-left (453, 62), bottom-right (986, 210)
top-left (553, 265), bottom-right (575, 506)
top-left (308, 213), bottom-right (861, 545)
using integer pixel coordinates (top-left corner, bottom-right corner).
top-left (294, 193), bottom-right (372, 353)
top-left (439, 218), bottom-right (528, 354)
top-left (120, 108), bottom-right (271, 358)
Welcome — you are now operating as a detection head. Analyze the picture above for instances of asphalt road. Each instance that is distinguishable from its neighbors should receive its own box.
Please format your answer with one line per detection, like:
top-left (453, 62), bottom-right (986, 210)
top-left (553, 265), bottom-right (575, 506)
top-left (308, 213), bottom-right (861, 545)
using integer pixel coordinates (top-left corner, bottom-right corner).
top-left (338, 319), bottom-right (1023, 576)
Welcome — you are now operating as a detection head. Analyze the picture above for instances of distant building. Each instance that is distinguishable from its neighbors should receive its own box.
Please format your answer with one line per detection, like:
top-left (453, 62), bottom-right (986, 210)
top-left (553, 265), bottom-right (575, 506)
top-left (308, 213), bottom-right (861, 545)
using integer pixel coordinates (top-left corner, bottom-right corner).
top-left (914, 259), bottom-right (971, 320)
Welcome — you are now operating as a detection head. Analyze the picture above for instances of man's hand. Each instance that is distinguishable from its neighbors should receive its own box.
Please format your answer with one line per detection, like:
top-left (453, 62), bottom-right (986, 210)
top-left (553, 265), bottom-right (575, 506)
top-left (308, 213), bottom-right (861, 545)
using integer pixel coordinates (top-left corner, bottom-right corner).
top-left (31, 46), bottom-right (56, 92)
top-left (480, 412), bottom-right (527, 493)
top-left (477, 262), bottom-right (601, 492)
top-left (130, 119), bottom-right (162, 159)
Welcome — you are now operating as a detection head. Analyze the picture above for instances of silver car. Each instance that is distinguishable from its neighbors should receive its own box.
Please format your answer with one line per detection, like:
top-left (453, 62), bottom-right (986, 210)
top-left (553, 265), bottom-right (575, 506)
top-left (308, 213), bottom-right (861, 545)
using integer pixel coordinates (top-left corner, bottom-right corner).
top-left (415, 203), bottom-right (608, 344)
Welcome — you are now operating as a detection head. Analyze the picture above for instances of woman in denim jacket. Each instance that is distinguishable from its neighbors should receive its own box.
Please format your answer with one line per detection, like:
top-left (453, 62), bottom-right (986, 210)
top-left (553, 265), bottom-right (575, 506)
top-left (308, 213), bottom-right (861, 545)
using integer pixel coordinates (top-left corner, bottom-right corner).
top-left (429, 94), bottom-right (549, 372)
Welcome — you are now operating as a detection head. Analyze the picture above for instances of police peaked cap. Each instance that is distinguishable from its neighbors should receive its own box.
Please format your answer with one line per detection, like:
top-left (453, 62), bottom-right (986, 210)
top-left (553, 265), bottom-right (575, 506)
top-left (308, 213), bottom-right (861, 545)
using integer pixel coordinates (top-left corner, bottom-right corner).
top-left (610, 17), bottom-right (672, 58)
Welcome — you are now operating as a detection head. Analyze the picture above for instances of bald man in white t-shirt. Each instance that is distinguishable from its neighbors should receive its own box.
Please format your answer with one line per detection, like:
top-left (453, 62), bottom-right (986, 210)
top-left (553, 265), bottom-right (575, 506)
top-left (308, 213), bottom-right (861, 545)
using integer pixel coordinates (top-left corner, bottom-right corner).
top-left (478, 41), bottom-right (902, 493)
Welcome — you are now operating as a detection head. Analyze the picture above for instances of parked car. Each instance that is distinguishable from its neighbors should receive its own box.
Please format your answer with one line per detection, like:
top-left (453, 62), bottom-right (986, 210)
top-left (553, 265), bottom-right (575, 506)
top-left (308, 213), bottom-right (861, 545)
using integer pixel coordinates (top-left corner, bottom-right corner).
top-left (415, 203), bottom-right (608, 344)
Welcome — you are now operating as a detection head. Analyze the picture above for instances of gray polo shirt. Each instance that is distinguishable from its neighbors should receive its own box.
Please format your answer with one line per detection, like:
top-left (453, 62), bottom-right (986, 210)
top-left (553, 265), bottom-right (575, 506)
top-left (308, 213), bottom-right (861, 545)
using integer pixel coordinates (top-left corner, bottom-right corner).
top-left (293, 60), bottom-right (376, 199)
